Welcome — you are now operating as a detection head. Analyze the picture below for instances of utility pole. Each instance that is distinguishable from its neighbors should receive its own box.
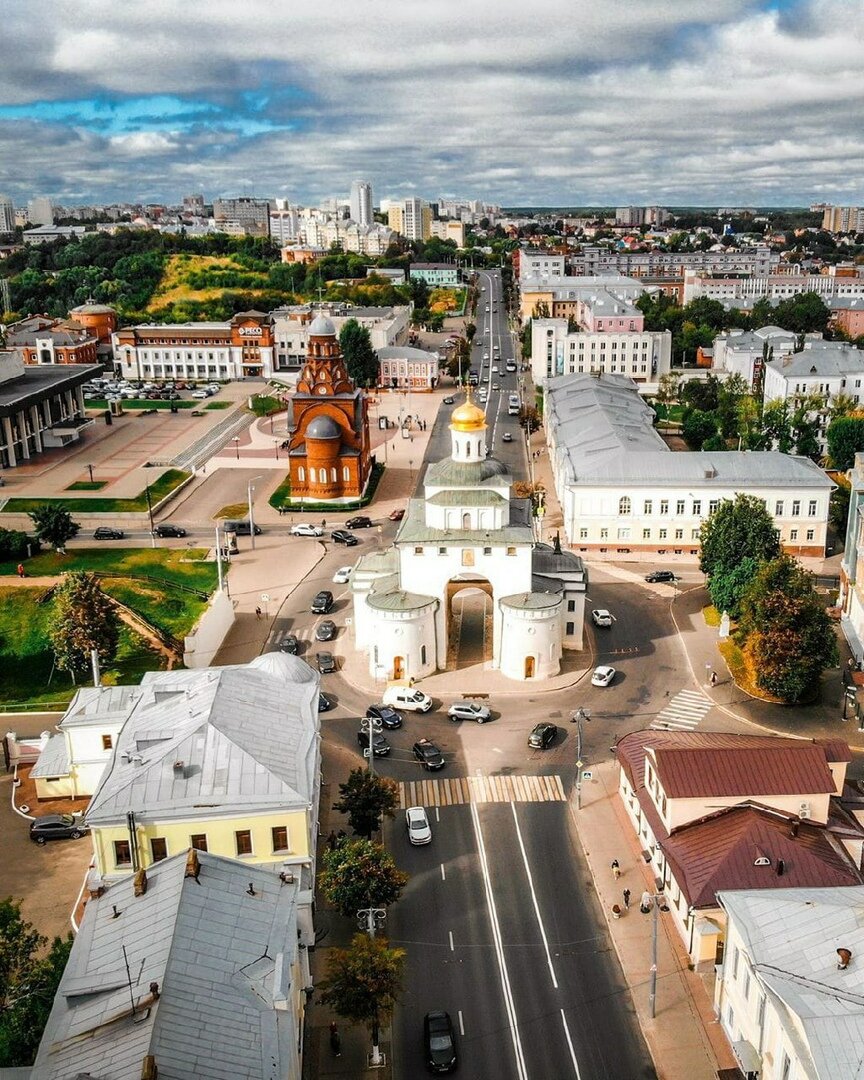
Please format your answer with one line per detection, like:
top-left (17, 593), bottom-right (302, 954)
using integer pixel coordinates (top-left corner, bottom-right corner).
top-left (647, 891), bottom-right (668, 1018)
top-left (358, 716), bottom-right (382, 775)
top-left (357, 905), bottom-right (387, 1067)
top-left (571, 707), bottom-right (590, 810)
top-left (247, 475), bottom-right (262, 550)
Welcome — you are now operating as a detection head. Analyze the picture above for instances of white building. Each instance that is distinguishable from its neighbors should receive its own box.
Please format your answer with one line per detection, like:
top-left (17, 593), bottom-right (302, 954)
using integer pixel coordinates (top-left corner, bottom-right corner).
top-left (377, 345), bottom-right (439, 390)
top-left (350, 180), bottom-right (373, 227)
top-left (517, 273), bottom-right (656, 320)
top-left (270, 202), bottom-right (302, 244)
top-left (683, 271), bottom-right (864, 305)
top-left (351, 394), bottom-right (587, 682)
top-left (27, 196), bottom-right (55, 226)
top-left (518, 250), bottom-right (566, 279)
top-left (271, 305), bottom-right (410, 377)
top-left (711, 326), bottom-right (800, 387)
top-left (546, 373), bottom-right (833, 559)
top-left (716, 887), bottom-right (864, 1080)
top-left (388, 198), bottom-right (432, 241)
top-left (531, 317), bottom-right (672, 389)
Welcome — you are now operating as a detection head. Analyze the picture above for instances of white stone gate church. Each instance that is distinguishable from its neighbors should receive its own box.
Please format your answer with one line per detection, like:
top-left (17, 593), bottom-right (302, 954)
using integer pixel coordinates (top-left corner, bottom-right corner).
top-left (351, 393), bottom-right (587, 681)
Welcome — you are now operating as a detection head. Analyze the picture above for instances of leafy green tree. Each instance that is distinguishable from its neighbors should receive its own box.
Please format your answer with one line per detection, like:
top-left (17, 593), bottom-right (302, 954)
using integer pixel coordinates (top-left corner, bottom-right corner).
top-left (319, 840), bottom-right (408, 917)
top-left (332, 768), bottom-right (400, 838)
top-left (789, 394), bottom-right (823, 459)
top-left (339, 319), bottom-right (379, 387)
top-left (50, 571), bottom-right (120, 680)
top-left (680, 375), bottom-right (720, 414)
top-left (0, 528), bottom-right (38, 561)
top-left (0, 898), bottom-right (73, 1067)
top-left (828, 393), bottom-right (859, 421)
top-left (655, 372), bottom-right (681, 406)
top-left (320, 934), bottom-right (405, 1050)
top-left (826, 416), bottom-right (864, 471)
top-left (737, 555), bottom-right (838, 703)
top-left (518, 405), bottom-right (542, 434)
top-left (716, 374), bottom-right (749, 440)
top-left (771, 292), bottom-right (831, 336)
top-left (681, 409), bottom-right (718, 450)
top-left (28, 505), bottom-right (79, 553)
top-left (759, 399), bottom-right (793, 453)
top-left (700, 495), bottom-right (781, 616)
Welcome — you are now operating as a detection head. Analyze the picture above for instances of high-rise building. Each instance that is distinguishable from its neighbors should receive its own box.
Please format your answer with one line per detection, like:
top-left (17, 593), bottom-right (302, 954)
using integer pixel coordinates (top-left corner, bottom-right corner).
top-left (0, 195), bottom-right (14, 234)
top-left (350, 181), bottom-right (373, 227)
top-left (212, 196), bottom-right (271, 237)
top-left (822, 205), bottom-right (864, 234)
top-left (182, 193), bottom-right (206, 214)
top-left (389, 197), bottom-right (432, 241)
top-left (27, 196), bottom-right (55, 227)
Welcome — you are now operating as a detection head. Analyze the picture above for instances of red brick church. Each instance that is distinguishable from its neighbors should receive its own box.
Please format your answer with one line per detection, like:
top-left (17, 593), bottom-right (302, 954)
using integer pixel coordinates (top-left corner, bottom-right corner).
top-left (286, 314), bottom-right (372, 502)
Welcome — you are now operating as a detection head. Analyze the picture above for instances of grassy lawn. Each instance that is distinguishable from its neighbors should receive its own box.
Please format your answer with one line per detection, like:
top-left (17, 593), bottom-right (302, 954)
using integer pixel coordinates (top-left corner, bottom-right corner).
top-left (66, 481), bottom-right (107, 491)
top-left (1, 469), bottom-right (190, 514)
top-left (703, 605), bottom-right (721, 627)
top-left (205, 400), bottom-right (232, 409)
top-left (0, 587), bottom-right (167, 710)
top-left (86, 398), bottom-right (196, 410)
top-left (215, 502), bottom-right (248, 519)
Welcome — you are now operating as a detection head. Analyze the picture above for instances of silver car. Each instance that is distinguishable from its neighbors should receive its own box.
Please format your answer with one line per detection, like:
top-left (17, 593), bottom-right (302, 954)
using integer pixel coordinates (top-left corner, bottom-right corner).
top-left (447, 701), bottom-right (492, 724)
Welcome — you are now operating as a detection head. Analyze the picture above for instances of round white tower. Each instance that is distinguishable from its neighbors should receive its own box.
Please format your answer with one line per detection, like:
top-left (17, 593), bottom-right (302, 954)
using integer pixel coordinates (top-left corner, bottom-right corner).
top-left (449, 389), bottom-right (487, 463)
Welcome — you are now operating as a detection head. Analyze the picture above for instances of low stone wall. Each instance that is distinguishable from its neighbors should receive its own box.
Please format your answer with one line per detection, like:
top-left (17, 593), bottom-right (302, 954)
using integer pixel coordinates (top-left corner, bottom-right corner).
top-left (183, 589), bottom-right (235, 668)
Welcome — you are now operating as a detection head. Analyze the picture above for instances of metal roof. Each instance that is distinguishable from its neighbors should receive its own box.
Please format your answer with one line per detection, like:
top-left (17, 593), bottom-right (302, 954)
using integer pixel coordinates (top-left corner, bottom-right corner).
top-left (652, 745), bottom-right (838, 799)
top-left (30, 733), bottom-right (69, 779)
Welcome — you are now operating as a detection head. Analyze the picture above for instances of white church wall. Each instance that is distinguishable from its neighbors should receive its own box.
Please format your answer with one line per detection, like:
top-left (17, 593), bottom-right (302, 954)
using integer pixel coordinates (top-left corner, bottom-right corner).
top-left (499, 604), bottom-right (562, 680)
top-left (367, 607), bottom-right (437, 681)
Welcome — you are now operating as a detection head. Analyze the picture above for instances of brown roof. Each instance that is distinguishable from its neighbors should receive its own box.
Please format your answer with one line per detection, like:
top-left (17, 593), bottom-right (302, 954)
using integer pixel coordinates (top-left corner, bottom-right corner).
top-left (652, 745), bottom-right (837, 799)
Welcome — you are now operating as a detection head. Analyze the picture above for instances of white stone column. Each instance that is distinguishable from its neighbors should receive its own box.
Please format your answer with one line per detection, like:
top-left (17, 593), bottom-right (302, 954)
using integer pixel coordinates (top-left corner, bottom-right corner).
top-left (29, 405), bottom-right (43, 453)
top-left (18, 409), bottom-right (30, 460)
top-left (2, 415), bottom-right (17, 467)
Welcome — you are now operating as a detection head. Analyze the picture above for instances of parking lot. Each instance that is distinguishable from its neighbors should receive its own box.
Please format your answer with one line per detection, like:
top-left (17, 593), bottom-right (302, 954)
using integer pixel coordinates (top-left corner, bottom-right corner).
top-left (82, 374), bottom-right (230, 405)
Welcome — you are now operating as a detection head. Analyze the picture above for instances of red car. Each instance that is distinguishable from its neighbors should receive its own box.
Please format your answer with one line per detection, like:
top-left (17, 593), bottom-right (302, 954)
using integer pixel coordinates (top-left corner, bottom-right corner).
top-left (389, 508), bottom-right (405, 521)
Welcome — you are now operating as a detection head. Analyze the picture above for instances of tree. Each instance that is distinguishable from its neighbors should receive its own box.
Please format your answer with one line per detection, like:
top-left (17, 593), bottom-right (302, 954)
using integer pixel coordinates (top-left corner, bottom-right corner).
top-left (655, 372), bottom-right (681, 407)
top-left (319, 934), bottom-right (405, 1048)
top-left (49, 571), bottom-right (120, 680)
top-left (716, 374), bottom-right (749, 440)
top-left (681, 409), bottom-right (718, 450)
top-left (0, 899), bottom-right (73, 1067)
top-left (518, 405), bottom-right (542, 434)
top-left (339, 319), bottom-right (379, 387)
top-left (319, 839), bottom-right (408, 917)
top-left (700, 495), bottom-right (781, 616)
top-left (826, 416), bottom-right (864, 471)
top-left (759, 398), bottom-right (793, 453)
top-left (680, 375), bottom-right (720, 414)
top-left (0, 528), bottom-right (38, 562)
top-left (332, 767), bottom-right (400, 838)
top-left (737, 555), bottom-right (838, 703)
top-left (28, 505), bottom-right (79, 553)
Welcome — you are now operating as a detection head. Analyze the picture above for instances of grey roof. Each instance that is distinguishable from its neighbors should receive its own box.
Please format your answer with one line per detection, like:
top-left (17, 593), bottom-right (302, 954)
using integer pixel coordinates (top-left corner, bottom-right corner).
top-left (0, 360), bottom-right (102, 417)
top-left (85, 655), bottom-right (320, 826)
top-left (377, 346), bottom-right (438, 361)
top-left (308, 314), bottom-right (337, 337)
top-left (500, 591), bottom-right (562, 611)
top-left (31, 733), bottom-right (69, 779)
top-left (31, 850), bottom-right (302, 1080)
top-left (305, 415), bottom-right (341, 440)
top-left (718, 887), bottom-right (864, 1080)
top-left (426, 489), bottom-right (506, 507)
top-left (769, 345), bottom-right (864, 379)
top-left (532, 543), bottom-right (588, 586)
top-left (366, 590), bottom-right (438, 613)
top-left (424, 455), bottom-right (511, 488)
top-left (396, 496), bottom-right (533, 545)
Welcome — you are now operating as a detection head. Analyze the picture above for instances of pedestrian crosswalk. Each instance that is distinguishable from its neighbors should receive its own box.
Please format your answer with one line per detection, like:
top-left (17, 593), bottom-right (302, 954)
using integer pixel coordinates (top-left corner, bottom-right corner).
top-left (399, 773), bottom-right (566, 809)
top-left (650, 689), bottom-right (713, 732)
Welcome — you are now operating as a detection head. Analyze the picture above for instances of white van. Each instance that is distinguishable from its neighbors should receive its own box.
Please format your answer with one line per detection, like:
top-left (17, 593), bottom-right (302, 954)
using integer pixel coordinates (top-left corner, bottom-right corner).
top-left (383, 686), bottom-right (433, 713)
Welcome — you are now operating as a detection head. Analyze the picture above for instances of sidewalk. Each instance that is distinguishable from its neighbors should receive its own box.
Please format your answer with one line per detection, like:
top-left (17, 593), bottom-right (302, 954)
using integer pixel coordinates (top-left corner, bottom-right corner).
top-left (572, 761), bottom-right (736, 1080)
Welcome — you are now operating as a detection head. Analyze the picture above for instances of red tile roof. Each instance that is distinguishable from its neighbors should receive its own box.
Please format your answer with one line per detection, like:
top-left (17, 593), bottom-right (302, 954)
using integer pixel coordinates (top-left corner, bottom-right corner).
top-left (652, 745), bottom-right (836, 799)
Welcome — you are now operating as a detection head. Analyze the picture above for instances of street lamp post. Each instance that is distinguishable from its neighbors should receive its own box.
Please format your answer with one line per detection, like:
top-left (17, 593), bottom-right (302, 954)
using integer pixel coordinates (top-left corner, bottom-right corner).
top-left (247, 475), bottom-right (262, 550)
top-left (646, 891), bottom-right (669, 1019)
top-left (233, 436), bottom-right (240, 460)
top-left (144, 483), bottom-right (156, 548)
top-left (87, 463), bottom-right (94, 484)
top-left (571, 707), bottom-right (590, 810)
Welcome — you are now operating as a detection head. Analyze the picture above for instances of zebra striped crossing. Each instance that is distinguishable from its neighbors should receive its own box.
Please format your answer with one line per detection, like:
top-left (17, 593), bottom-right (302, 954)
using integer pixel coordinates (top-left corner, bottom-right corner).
top-left (399, 773), bottom-right (566, 809)
top-left (650, 689), bottom-right (713, 732)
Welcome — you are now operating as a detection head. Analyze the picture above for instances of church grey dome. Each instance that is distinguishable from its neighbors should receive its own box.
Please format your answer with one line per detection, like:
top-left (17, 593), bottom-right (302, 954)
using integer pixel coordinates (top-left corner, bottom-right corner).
top-left (308, 314), bottom-right (337, 337)
top-left (306, 415), bottom-right (341, 440)
top-left (249, 652), bottom-right (317, 683)
top-left (425, 455), bottom-right (510, 487)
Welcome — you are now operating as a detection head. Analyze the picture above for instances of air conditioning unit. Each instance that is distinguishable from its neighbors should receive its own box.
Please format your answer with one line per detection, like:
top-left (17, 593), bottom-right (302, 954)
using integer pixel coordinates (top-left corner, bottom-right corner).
top-left (799, 802), bottom-right (811, 820)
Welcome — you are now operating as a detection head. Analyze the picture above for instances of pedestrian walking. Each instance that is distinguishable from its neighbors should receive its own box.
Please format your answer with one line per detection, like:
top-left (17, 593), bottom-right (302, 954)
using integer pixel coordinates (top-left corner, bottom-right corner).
top-left (255, 606), bottom-right (262, 620)
top-left (611, 859), bottom-right (621, 880)
top-left (329, 1022), bottom-right (341, 1057)
top-left (640, 891), bottom-right (653, 914)
top-left (327, 830), bottom-right (337, 851)
top-left (16, 563), bottom-right (25, 579)
top-left (623, 888), bottom-right (631, 910)
top-left (321, 518), bottom-right (326, 529)
top-left (710, 671), bottom-right (718, 687)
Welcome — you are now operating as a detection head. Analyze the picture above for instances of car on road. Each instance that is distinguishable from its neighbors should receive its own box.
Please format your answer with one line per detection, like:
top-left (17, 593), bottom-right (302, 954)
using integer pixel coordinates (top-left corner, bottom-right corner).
top-left (191, 390), bottom-right (209, 399)
top-left (447, 701), bottom-right (492, 723)
top-left (357, 729), bottom-right (391, 757)
top-left (318, 693), bottom-right (333, 712)
top-left (413, 738), bottom-right (445, 770)
top-left (528, 722), bottom-right (558, 749)
top-left (153, 523), bottom-right (187, 538)
top-left (591, 664), bottom-right (617, 687)
top-left (389, 507), bottom-right (405, 521)
top-left (29, 813), bottom-right (88, 845)
top-left (502, 432), bottom-right (513, 442)
top-left (93, 527), bottom-right (125, 540)
top-left (315, 619), bottom-right (336, 642)
top-left (406, 805), bottom-right (432, 845)
top-left (492, 365), bottom-right (499, 373)
top-left (316, 651), bottom-right (336, 674)
top-left (346, 515), bottom-right (373, 529)
top-left (645, 569), bottom-right (677, 583)
top-left (331, 529), bottom-right (358, 546)
top-left (332, 566), bottom-right (353, 584)
top-left (591, 609), bottom-right (614, 627)
top-left (384, 686), bottom-right (433, 712)
top-left (424, 1011), bottom-right (457, 1073)
top-left (291, 523), bottom-right (324, 537)
top-left (311, 590), bottom-right (333, 614)
top-left (366, 704), bottom-right (403, 729)
top-left (492, 382), bottom-right (500, 391)
top-left (443, 396), bottom-right (455, 405)
top-left (223, 519), bottom-right (261, 536)
top-left (483, 352), bottom-right (489, 360)
top-left (278, 634), bottom-right (300, 654)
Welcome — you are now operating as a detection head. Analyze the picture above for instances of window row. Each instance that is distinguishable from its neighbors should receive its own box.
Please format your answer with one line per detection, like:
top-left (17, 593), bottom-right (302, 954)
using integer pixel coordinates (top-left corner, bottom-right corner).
top-left (297, 466), bottom-right (351, 483)
top-left (617, 496), bottom-right (820, 518)
top-left (113, 825), bottom-right (291, 867)
top-left (413, 545), bottom-right (518, 559)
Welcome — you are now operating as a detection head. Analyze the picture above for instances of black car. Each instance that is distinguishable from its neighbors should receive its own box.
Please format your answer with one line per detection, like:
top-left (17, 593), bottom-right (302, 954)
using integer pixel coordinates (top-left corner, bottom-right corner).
top-left (366, 704), bottom-right (403, 729)
top-left (357, 730), bottom-right (391, 757)
top-left (316, 619), bottom-right (337, 642)
top-left (645, 570), bottom-right (677, 583)
top-left (528, 722), bottom-right (558, 749)
top-left (443, 396), bottom-right (455, 405)
top-left (29, 814), bottom-right (89, 845)
top-left (318, 693), bottom-right (333, 712)
top-left (278, 634), bottom-right (300, 654)
top-left (424, 1011), bottom-right (457, 1073)
top-left (311, 590), bottom-right (333, 614)
top-left (346, 515), bottom-right (373, 529)
top-left (94, 527), bottom-right (124, 540)
top-left (316, 651), bottom-right (336, 674)
top-left (153, 523), bottom-right (187, 538)
top-left (413, 738), bottom-right (445, 771)
top-left (331, 529), bottom-right (358, 546)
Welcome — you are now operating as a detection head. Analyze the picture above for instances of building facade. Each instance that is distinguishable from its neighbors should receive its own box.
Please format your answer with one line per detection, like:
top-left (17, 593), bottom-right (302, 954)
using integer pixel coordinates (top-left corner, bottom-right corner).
top-left (409, 262), bottom-right (460, 287)
top-left (388, 198), bottom-right (432, 241)
top-left (212, 196), bottom-right (271, 237)
top-left (27, 196), bottom-right (55, 226)
top-left (271, 304), bottom-right (409, 376)
top-left (531, 317), bottom-right (672, 388)
top-left (377, 345), bottom-right (439, 390)
top-left (0, 194), bottom-right (14, 234)
top-left (5, 315), bottom-right (99, 365)
top-left (350, 180), bottom-right (373, 227)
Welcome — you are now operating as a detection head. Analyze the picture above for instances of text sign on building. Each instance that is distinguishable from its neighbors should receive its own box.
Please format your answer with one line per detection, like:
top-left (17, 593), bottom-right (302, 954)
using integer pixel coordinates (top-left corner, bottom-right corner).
top-left (238, 326), bottom-right (263, 337)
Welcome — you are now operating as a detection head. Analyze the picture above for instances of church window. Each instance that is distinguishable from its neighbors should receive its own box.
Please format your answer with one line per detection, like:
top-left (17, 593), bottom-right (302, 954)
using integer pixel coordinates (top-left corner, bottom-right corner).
top-left (477, 440), bottom-right (482, 456)
top-left (462, 549), bottom-right (475, 567)
top-left (343, 466), bottom-right (350, 481)
top-left (506, 546), bottom-right (516, 556)
top-left (298, 467), bottom-right (305, 482)
top-left (462, 512), bottom-right (471, 529)
top-left (330, 467), bottom-right (337, 483)
top-left (414, 546), bottom-right (424, 555)
top-left (483, 546), bottom-right (492, 555)
top-left (438, 547), bottom-right (447, 555)
top-left (421, 645), bottom-right (427, 665)
top-left (619, 496), bottom-right (631, 515)
top-left (566, 622), bottom-right (575, 635)
top-left (567, 600), bottom-right (575, 612)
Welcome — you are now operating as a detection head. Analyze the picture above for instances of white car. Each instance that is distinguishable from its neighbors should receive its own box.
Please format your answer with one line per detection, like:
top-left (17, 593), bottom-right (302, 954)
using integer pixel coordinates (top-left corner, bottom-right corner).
top-left (291, 523), bottom-right (324, 537)
top-left (406, 806), bottom-right (432, 845)
top-left (332, 566), bottom-right (353, 584)
top-left (483, 352), bottom-right (489, 360)
top-left (191, 390), bottom-right (208, 399)
top-left (591, 609), bottom-right (613, 628)
top-left (591, 665), bottom-right (616, 687)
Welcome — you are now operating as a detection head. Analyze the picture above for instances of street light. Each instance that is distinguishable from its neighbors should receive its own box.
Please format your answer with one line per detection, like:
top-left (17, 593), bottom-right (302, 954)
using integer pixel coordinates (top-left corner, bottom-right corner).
top-left (645, 891), bottom-right (670, 1019)
top-left (233, 436), bottom-right (240, 460)
top-left (247, 475), bottom-right (262, 550)
top-left (144, 482), bottom-right (156, 549)
top-left (571, 707), bottom-right (590, 810)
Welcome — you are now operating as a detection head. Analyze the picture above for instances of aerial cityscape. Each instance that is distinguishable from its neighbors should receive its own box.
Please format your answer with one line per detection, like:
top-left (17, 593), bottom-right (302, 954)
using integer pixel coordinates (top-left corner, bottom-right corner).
top-left (2, 3), bottom-right (864, 1080)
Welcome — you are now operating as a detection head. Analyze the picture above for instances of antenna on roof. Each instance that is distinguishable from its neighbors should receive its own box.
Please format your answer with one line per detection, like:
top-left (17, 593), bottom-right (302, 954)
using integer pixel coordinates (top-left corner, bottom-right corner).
top-left (122, 944), bottom-right (137, 1019)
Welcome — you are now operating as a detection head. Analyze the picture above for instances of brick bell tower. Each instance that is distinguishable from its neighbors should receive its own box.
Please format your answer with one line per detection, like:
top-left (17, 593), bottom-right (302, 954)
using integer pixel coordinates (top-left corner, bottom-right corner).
top-left (287, 315), bottom-right (371, 502)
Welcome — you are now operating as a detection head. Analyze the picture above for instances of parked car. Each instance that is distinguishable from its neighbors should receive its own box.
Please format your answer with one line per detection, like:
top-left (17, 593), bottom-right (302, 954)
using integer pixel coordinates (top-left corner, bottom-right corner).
top-left (291, 523), bottom-right (323, 537)
top-left (94, 527), bottom-right (125, 540)
top-left (591, 609), bottom-right (613, 627)
top-left (29, 814), bottom-right (88, 844)
top-left (153, 523), bottom-right (187, 538)
top-left (357, 730), bottom-right (391, 757)
top-left (365, 704), bottom-right (403, 729)
top-left (311, 590), bottom-right (333, 614)
top-left (316, 651), bottom-right (336, 674)
top-left (447, 701), bottom-right (492, 723)
top-left (333, 566), bottom-right (353, 584)
top-left (591, 665), bottom-right (616, 687)
top-left (278, 634), bottom-right (299, 654)
top-left (645, 570), bottom-right (677, 583)
top-left (315, 620), bottom-right (337, 642)
top-left (443, 396), bottom-right (455, 405)
top-left (318, 693), bottom-right (333, 712)
top-left (191, 390), bottom-right (209, 400)
top-left (424, 1011), bottom-right (457, 1073)
top-left (331, 529), bottom-right (358, 546)
top-left (223, 519), bottom-right (261, 536)
top-left (502, 432), bottom-right (513, 442)
top-left (406, 805), bottom-right (432, 845)
top-left (346, 516), bottom-right (373, 529)
top-left (413, 738), bottom-right (445, 770)
top-left (528, 722), bottom-right (558, 749)
top-left (389, 508), bottom-right (405, 521)
top-left (383, 686), bottom-right (433, 712)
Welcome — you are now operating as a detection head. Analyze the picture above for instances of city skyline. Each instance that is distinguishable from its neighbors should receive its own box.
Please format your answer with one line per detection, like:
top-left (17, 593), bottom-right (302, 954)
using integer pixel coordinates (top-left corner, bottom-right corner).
top-left (1, 0), bottom-right (863, 207)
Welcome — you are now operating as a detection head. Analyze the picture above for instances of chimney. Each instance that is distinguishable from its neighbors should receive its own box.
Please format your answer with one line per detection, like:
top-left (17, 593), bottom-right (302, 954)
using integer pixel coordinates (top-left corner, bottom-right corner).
top-left (185, 849), bottom-right (200, 882)
top-left (837, 948), bottom-right (852, 970)
top-left (149, 980), bottom-right (160, 999)
top-left (133, 868), bottom-right (148, 897)
top-left (173, 760), bottom-right (186, 779)
top-left (141, 1055), bottom-right (158, 1080)
top-left (790, 820), bottom-right (799, 838)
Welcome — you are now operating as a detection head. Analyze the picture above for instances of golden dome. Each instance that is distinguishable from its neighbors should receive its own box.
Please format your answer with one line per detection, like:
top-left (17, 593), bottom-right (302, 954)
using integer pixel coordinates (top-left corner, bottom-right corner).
top-left (450, 391), bottom-right (486, 432)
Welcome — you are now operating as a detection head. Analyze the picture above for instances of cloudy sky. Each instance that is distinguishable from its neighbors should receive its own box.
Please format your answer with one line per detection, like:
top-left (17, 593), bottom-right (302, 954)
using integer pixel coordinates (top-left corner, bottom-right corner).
top-left (1, 0), bottom-right (863, 208)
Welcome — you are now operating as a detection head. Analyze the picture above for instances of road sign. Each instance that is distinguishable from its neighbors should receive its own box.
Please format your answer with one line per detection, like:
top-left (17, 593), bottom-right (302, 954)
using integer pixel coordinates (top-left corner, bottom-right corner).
top-left (581, 770), bottom-right (593, 780)
top-left (575, 759), bottom-right (584, 770)
top-left (261, 593), bottom-right (270, 602)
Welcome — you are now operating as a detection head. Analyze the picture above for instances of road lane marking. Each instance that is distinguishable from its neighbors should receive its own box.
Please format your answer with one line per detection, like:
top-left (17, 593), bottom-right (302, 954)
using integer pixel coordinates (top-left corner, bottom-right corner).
top-left (560, 1009), bottom-right (583, 1080)
top-left (449, 930), bottom-right (454, 952)
top-left (470, 801), bottom-right (528, 1080)
top-left (441, 863), bottom-right (446, 881)
top-left (650, 688), bottom-right (712, 731)
top-left (510, 802), bottom-right (558, 989)
top-left (399, 773), bottom-right (566, 808)
top-left (458, 1010), bottom-right (465, 1036)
